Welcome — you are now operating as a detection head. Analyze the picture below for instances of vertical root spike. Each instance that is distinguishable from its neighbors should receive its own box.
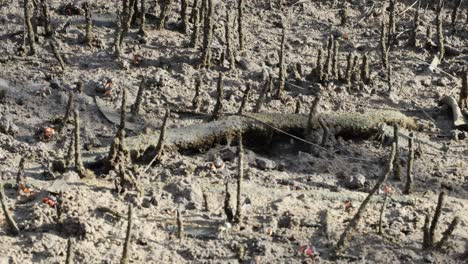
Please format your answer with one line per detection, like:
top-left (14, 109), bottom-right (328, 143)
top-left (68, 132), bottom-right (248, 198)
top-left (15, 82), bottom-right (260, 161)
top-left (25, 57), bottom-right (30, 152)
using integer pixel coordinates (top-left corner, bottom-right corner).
top-left (294, 100), bottom-right (301, 114)
top-left (360, 53), bottom-right (370, 85)
top-left (238, 84), bottom-right (251, 115)
top-left (224, 181), bottom-right (234, 223)
top-left (459, 71), bottom-right (467, 110)
top-left (211, 72), bottom-right (224, 120)
top-left (119, 87), bottom-right (127, 132)
top-left (120, 204), bottom-right (133, 264)
top-left (254, 76), bottom-right (271, 113)
top-left (192, 78), bottom-right (202, 111)
top-left (404, 132), bottom-right (414, 194)
top-left (409, 1), bottom-right (421, 47)
top-left (158, 0), bottom-right (174, 30)
top-left (387, 64), bottom-right (393, 92)
top-left (316, 48), bottom-right (324, 83)
top-left (237, 0), bottom-right (245, 51)
top-left (74, 110), bottom-right (86, 178)
top-left (318, 118), bottom-right (329, 147)
top-left (435, 216), bottom-right (460, 250)
top-left (138, 0), bottom-right (147, 35)
top-left (331, 39), bottom-right (339, 80)
top-left (423, 214), bottom-right (431, 249)
top-left (16, 157), bottom-right (26, 194)
top-left (324, 35), bottom-right (334, 77)
top-left (50, 40), bottom-right (66, 71)
top-left (189, 0), bottom-right (199, 23)
top-left (63, 92), bottom-right (74, 124)
top-left (132, 78), bottom-right (146, 115)
top-left (41, 0), bottom-right (53, 38)
top-left (339, 9), bottom-right (347, 26)
top-left (378, 192), bottom-right (389, 235)
top-left (83, 2), bottom-right (94, 47)
top-left (351, 55), bottom-right (359, 84)
top-left (66, 131), bottom-right (75, 168)
top-left (114, 9), bottom-right (123, 58)
top-left (200, 0), bottom-right (214, 68)
top-left (118, 163), bottom-right (126, 192)
top-left (190, 6), bottom-right (201, 48)
top-left (393, 125), bottom-right (401, 180)
top-left (180, 0), bottom-right (189, 34)
top-left (429, 191), bottom-right (446, 246)
top-left (436, 0), bottom-right (445, 61)
top-left (234, 134), bottom-right (244, 224)
top-left (225, 10), bottom-right (236, 70)
top-left (276, 27), bottom-right (287, 99)
top-left (307, 95), bottom-right (320, 133)
top-left (177, 209), bottom-right (184, 241)
top-left (451, 0), bottom-right (462, 30)
top-left (145, 109), bottom-right (170, 170)
top-left (380, 17), bottom-right (388, 69)
top-left (202, 189), bottom-right (210, 212)
top-left (120, 0), bottom-right (137, 44)
top-left (66, 238), bottom-right (73, 264)
top-left (24, 0), bottom-right (36, 55)
top-left (388, 0), bottom-right (396, 47)
top-left (345, 52), bottom-right (353, 86)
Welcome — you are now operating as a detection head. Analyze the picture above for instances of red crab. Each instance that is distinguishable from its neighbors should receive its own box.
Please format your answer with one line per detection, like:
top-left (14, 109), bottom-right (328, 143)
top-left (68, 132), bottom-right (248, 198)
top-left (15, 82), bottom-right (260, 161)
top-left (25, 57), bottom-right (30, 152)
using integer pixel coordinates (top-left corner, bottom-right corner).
top-left (41, 127), bottom-right (55, 141)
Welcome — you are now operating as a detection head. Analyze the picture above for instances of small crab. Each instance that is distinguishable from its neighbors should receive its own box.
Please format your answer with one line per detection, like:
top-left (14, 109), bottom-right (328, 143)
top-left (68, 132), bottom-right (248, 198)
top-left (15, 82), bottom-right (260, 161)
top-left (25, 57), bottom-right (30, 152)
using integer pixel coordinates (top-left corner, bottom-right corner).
top-left (344, 200), bottom-right (354, 213)
top-left (383, 185), bottom-right (392, 194)
top-left (298, 245), bottom-right (320, 258)
top-left (104, 79), bottom-right (112, 97)
top-left (133, 54), bottom-right (143, 66)
top-left (209, 157), bottom-right (225, 172)
top-left (217, 222), bottom-right (232, 238)
top-left (41, 127), bottom-right (55, 141)
top-left (42, 195), bottom-right (57, 207)
top-left (96, 79), bottom-right (113, 97)
top-left (18, 183), bottom-right (32, 195)
top-left (36, 86), bottom-right (52, 97)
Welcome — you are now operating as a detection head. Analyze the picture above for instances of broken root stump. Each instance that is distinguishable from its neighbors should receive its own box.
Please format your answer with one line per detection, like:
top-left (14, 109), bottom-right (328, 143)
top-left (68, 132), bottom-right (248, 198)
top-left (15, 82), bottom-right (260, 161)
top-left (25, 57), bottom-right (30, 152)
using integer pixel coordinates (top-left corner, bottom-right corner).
top-left (440, 95), bottom-right (468, 130)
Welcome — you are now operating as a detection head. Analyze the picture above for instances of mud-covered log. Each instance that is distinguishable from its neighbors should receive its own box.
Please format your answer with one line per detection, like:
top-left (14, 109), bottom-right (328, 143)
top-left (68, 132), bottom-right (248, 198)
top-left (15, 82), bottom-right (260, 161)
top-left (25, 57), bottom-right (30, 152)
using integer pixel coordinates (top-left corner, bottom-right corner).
top-left (124, 110), bottom-right (417, 161)
top-left (93, 95), bottom-right (418, 162)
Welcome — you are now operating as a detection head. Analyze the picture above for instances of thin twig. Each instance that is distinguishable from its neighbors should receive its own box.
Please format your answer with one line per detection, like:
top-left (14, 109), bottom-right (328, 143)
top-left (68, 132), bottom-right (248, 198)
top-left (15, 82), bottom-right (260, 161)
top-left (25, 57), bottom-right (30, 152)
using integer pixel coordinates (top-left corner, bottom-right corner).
top-left (0, 184), bottom-right (20, 235)
top-left (398, 0), bottom-right (420, 16)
